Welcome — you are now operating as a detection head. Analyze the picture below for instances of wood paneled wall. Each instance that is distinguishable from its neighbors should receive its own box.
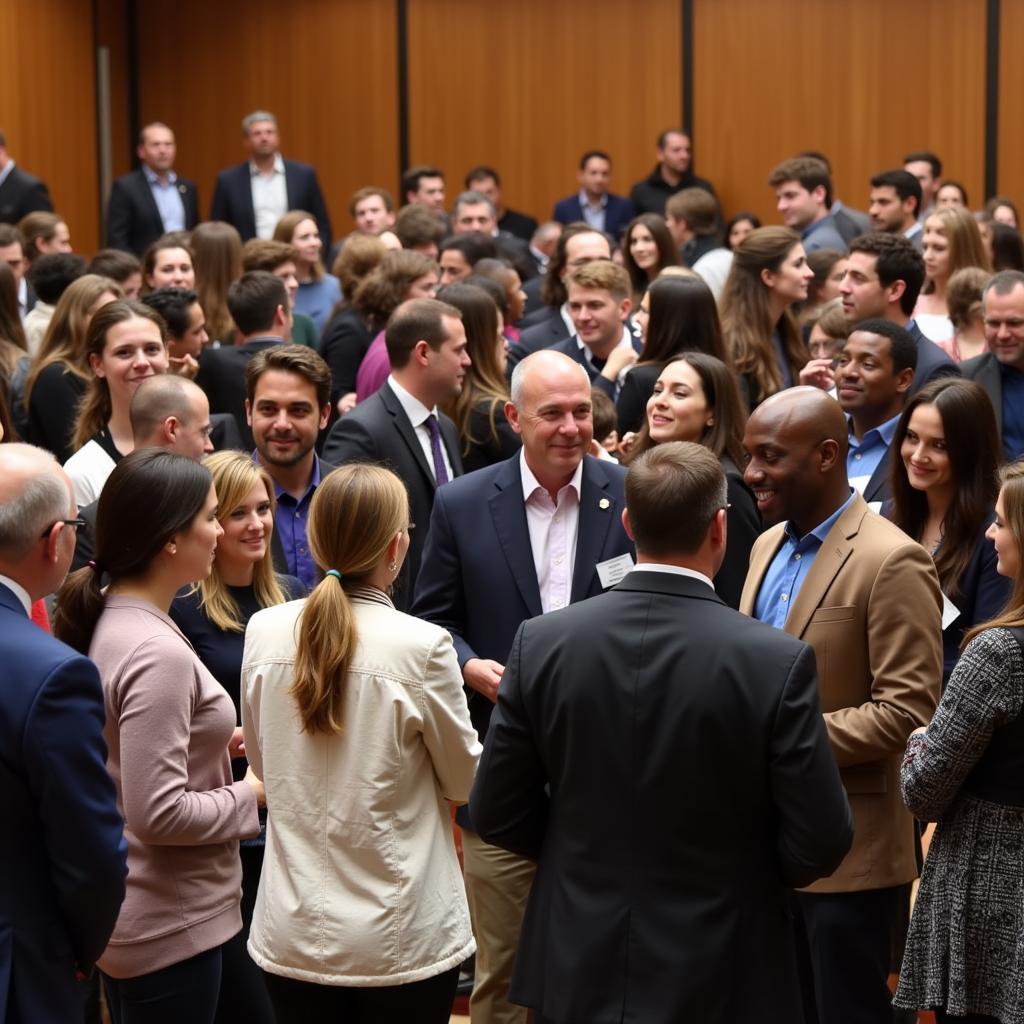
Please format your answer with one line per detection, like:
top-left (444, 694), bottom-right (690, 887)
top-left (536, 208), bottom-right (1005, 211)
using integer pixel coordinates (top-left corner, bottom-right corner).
top-left (997, 0), bottom-right (1024, 209)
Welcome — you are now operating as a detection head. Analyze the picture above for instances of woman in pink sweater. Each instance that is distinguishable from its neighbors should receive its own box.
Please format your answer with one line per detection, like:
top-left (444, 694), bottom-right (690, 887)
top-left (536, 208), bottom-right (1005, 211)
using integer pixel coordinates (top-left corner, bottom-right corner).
top-left (55, 449), bottom-right (263, 1024)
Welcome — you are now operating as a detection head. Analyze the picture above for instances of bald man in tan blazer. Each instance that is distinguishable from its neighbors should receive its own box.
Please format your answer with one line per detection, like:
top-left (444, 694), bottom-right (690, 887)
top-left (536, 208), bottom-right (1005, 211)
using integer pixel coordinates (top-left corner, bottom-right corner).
top-left (740, 388), bottom-right (942, 1024)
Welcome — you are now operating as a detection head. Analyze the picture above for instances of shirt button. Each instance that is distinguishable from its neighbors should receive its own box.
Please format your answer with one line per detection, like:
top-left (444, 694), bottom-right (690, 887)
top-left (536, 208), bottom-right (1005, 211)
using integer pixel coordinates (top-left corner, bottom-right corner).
top-left (554, 556), bottom-right (563, 565)
top-left (854, 453), bottom-right (862, 460)
top-left (294, 511), bottom-right (300, 518)
top-left (781, 593), bottom-right (788, 602)
top-left (794, 553), bottom-right (801, 561)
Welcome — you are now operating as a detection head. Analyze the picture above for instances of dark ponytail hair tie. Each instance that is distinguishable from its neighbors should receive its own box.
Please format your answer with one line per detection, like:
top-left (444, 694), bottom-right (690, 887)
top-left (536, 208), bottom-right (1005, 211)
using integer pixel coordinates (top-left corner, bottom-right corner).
top-left (87, 560), bottom-right (101, 574)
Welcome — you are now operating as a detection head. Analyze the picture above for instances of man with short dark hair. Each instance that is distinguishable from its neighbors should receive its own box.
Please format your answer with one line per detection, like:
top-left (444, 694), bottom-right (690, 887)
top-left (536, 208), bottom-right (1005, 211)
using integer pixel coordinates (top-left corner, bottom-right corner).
top-left (440, 232), bottom-right (498, 285)
top-left (246, 345), bottom-right (333, 591)
top-left (451, 191), bottom-right (533, 279)
top-left (768, 157), bottom-right (847, 253)
top-left (241, 237), bottom-right (318, 348)
top-left (0, 129), bottom-right (53, 225)
top-left (195, 270), bottom-right (292, 445)
top-left (665, 186), bottom-right (723, 266)
top-left (394, 202), bottom-right (446, 258)
top-left (963, 269), bottom-right (1024, 459)
top-left (402, 164), bottom-right (446, 215)
top-left (465, 166), bottom-right (536, 243)
top-left (835, 319), bottom-right (917, 503)
top-left (869, 170), bottom-right (923, 250)
top-left (552, 150), bottom-right (635, 238)
top-left (349, 186), bottom-right (395, 235)
top-left (903, 150), bottom-right (943, 220)
top-left (322, 297), bottom-right (467, 610)
top-left (470, 441), bottom-right (851, 1024)
top-left (211, 110), bottom-right (332, 248)
top-left (629, 130), bottom-right (716, 216)
top-left (0, 223), bottom-right (30, 317)
top-left (106, 122), bottom-right (199, 255)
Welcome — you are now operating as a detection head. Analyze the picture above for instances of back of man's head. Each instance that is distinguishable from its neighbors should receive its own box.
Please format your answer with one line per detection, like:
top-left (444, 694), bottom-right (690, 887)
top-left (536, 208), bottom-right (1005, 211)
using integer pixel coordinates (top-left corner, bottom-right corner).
top-left (768, 157), bottom-right (833, 208)
top-left (27, 253), bottom-right (87, 305)
top-left (241, 238), bottom-right (299, 274)
top-left (141, 287), bottom-right (199, 340)
top-left (439, 232), bottom-right (497, 265)
top-left (848, 232), bottom-right (925, 316)
top-left (665, 188), bottom-right (720, 237)
top-left (385, 297), bottom-right (461, 370)
top-left (625, 442), bottom-right (726, 559)
top-left (227, 270), bottom-right (289, 338)
top-left (130, 375), bottom-right (204, 447)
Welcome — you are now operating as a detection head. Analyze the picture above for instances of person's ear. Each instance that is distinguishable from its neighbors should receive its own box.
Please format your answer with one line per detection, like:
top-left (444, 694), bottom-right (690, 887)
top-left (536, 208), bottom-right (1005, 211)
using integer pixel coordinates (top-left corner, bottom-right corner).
top-left (621, 507), bottom-right (635, 542)
top-left (505, 400), bottom-right (522, 435)
top-left (761, 267), bottom-right (776, 289)
top-left (895, 368), bottom-right (915, 394)
top-left (818, 438), bottom-right (841, 472)
top-left (245, 398), bottom-right (253, 427)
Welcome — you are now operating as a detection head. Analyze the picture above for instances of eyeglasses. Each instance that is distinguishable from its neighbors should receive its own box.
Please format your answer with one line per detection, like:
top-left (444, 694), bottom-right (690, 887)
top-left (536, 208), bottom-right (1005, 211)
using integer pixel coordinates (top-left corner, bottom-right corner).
top-left (40, 517), bottom-right (87, 539)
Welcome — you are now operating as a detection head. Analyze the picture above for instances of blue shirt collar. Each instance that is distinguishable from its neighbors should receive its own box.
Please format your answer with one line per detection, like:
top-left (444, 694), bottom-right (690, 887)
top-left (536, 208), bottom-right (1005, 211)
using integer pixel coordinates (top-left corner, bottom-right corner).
top-left (784, 488), bottom-right (857, 546)
top-left (252, 452), bottom-right (322, 503)
top-left (142, 164), bottom-right (177, 186)
top-left (848, 412), bottom-right (901, 450)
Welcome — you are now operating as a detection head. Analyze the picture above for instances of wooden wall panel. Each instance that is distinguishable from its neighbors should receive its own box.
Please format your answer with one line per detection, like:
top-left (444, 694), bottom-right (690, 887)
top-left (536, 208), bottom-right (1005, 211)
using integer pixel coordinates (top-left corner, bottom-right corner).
top-left (95, 0), bottom-right (132, 181)
top-left (136, 0), bottom-right (398, 241)
top-left (693, 0), bottom-right (987, 226)
top-left (997, 0), bottom-right (1024, 206)
top-left (407, 0), bottom-right (682, 225)
top-left (0, 0), bottom-right (100, 253)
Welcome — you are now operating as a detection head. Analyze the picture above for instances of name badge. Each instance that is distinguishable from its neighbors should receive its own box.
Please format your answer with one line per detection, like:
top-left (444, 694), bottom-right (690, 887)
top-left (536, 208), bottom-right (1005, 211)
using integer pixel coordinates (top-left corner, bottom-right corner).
top-left (596, 553), bottom-right (635, 589)
top-left (941, 592), bottom-right (961, 631)
top-left (849, 474), bottom-right (871, 495)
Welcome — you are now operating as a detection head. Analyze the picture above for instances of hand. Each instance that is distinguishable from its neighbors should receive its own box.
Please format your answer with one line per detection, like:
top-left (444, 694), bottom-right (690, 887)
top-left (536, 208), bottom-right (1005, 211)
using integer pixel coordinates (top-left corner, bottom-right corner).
top-left (617, 431), bottom-right (637, 457)
top-left (463, 658), bottom-right (504, 703)
top-left (798, 358), bottom-right (835, 391)
top-left (168, 354), bottom-right (199, 380)
top-left (910, 726), bottom-right (928, 739)
top-left (601, 346), bottom-right (638, 380)
top-left (228, 727), bottom-right (245, 759)
top-left (244, 765), bottom-right (266, 808)
top-left (337, 392), bottom-right (358, 415)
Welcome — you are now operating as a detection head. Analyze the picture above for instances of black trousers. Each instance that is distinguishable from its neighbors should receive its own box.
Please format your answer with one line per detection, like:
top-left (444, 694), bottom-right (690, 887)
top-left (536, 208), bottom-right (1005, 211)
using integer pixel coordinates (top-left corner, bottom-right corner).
top-left (795, 885), bottom-right (909, 1024)
top-left (262, 964), bottom-right (460, 1024)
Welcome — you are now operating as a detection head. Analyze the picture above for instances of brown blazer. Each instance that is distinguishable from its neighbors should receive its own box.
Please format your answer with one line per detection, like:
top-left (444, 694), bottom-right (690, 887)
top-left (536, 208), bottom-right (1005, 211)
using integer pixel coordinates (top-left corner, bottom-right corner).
top-left (740, 493), bottom-right (943, 893)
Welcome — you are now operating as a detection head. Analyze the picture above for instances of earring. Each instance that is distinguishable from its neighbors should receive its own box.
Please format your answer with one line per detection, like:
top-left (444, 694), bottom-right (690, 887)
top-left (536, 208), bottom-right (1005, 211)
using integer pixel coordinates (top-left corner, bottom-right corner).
top-left (388, 561), bottom-right (398, 573)
top-left (169, 544), bottom-right (177, 554)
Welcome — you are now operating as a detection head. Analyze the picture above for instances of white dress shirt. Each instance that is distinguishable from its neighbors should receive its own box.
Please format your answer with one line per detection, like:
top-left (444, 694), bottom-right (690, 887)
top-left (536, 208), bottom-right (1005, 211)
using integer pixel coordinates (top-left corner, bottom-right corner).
top-left (386, 376), bottom-right (454, 482)
top-left (0, 573), bottom-right (32, 614)
top-left (628, 563), bottom-right (715, 590)
top-left (250, 154), bottom-right (288, 239)
top-left (520, 449), bottom-right (582, 613)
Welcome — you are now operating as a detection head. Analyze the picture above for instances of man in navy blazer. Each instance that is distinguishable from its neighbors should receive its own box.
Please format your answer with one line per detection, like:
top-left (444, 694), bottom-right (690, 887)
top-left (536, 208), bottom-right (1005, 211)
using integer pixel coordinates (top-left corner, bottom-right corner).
top-left (0, 444), bottom-right (127, 1024)
top-left (0, 132), bottom-right (53, 225)
top-left (552, 150), bottom-right (634, 240)
top-left (412, 349), bottom-right (634, 1024)
top-left (106, 122), bottom-right (199, 255)
top-left (210, 110), bottom-right (332, 250)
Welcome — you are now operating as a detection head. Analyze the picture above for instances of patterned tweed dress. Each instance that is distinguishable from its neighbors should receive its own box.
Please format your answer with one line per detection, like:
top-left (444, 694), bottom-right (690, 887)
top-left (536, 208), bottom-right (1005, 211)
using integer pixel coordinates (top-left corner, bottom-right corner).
top-left (894, 627), bottom-right (1024, 1022)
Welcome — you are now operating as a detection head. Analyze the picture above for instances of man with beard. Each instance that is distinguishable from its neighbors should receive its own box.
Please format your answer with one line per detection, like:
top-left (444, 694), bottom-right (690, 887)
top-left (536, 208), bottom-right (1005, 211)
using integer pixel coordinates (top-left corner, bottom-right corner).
top-left (245, 345), bottom-right (333, 592)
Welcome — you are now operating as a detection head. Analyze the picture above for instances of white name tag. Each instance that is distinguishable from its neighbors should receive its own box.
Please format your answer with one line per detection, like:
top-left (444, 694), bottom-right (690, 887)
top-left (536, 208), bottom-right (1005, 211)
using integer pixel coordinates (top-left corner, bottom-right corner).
top-left (849, 474), bottom-right (871, 495)
top-left (941, 592), bottom-right (962, 631)
top-left (596, 553), bottom-right (635, 589)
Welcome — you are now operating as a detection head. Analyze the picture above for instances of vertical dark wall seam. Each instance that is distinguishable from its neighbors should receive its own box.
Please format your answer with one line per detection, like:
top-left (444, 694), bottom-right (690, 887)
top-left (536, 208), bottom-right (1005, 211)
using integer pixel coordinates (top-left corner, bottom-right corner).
top-left (397, 0), bottom-right (410, 189)
top-left (985, 0), bottom-right (999, 198)
top-left (127, 0), bottom-right (141, 168)
top-left (92, 0), bottom-right (103, 232)
top-left (682, 0), bottom-right (693, 138)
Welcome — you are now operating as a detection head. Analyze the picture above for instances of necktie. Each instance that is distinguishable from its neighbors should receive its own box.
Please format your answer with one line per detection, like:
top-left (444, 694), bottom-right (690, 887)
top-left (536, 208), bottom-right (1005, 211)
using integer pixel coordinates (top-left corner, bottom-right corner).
top-left (424, 414), bottom-right (449, 485)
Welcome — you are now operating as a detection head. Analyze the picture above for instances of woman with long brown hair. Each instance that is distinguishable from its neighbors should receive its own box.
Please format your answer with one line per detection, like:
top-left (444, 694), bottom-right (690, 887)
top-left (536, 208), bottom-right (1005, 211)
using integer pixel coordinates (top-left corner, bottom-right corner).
top-left (273, 209), bottom-right (340, 333)
top-left (241, 464), bottom-right (479, 1022)
top-left (622, 213), bottom-right (681, 302)
top-left (191, 221), bottom-right (243, 344)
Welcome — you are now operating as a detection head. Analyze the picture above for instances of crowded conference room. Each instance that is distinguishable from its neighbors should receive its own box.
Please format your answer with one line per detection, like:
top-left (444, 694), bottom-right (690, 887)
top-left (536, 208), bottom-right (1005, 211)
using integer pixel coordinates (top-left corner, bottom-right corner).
top-left (4, 1), bottom-right (1024, 1022)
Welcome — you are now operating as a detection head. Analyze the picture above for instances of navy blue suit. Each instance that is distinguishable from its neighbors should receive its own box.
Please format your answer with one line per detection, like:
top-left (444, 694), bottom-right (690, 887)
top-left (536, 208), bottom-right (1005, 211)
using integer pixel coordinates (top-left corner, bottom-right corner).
top-left (548, 332), bottom-right (643, 400)
top-left (209, 159), bottom-right (332, 251)
top-left (907, 321), bottom-right (960, 395)
top-left (552, 193), bottom-right (635, 239)
top-left (0, 583), bottom-right (126, 1023)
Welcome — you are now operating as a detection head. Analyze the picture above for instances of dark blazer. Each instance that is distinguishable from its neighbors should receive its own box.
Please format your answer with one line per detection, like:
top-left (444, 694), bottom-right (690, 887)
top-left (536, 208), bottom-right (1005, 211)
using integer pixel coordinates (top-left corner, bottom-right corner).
top-left (0, 164), bottom-right (53, 224)
top-left (831, 203), bottom-right (871, 245)
top-left (861, 444), bottom-right (893, 505)
top-left (461, 399), bottom-right (522, 472)
top-left (615, 362), bottom-right (660, 435)
top-left (908, 320), bottom-right (961, 395)
top-left (0, 584), bottom-right (127, 1021)
top-left (506, 307), bottom-right (570, 372)
top-left (320, 382), bottom-right (462, 611)
top-left (629, 167), bottom-right (717, 217)
top-left (469, 570), bottom-right (852, 1024)
top-left (519, 274), bottom-right (545, 320)
top-left (195, 337), bottom-right (285, 448)
top-left (962, 351), bottom-right (1003, 438)
top-left (498, 208), bottom-right (538, 243)
top-left (718, 461), bottom-right (762, 610)
top-left (548, 332), bottom-right (643, 399)
top-left (209, 159), bottom-right (332, 251)
top-left (552, 192), bottom-right (635, 239)
top-left (106, 168), bottom-right (199, 255)
top-left (320, 306), bottom-right (374, 403)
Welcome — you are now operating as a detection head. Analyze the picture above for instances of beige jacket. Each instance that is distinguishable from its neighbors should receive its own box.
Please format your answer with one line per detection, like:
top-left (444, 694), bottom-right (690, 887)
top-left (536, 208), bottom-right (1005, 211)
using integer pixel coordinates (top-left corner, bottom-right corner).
top-left (241, 588), bottom-right (481, 986)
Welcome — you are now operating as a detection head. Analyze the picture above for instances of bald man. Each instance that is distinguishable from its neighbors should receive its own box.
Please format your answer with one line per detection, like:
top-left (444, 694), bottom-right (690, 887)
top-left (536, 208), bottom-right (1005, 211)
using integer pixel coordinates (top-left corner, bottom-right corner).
top-left (412, 349), bottom-right (634, 1024)
top-left (0, 445), bottom-right (127, 1023)
top-left (739, 389), bottom-right (943, 1024)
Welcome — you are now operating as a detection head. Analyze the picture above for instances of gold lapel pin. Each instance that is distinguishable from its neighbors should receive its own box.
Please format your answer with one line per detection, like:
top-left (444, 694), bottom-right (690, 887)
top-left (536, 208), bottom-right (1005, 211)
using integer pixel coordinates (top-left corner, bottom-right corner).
top-left (599, 498), bottom-right (610, 509)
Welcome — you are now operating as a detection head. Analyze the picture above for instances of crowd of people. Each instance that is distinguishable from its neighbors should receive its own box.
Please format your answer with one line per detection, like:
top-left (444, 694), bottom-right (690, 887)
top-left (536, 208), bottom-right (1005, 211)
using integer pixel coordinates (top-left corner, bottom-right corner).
top-left (5, 110), bottom-right (1024, 1024)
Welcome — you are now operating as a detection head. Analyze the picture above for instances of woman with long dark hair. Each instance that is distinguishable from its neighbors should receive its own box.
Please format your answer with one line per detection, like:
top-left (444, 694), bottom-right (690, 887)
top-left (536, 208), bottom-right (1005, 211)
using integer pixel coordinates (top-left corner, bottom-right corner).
top-left (141, 232), bottom-right (195, 294)
top-left (623, 353), bottom-right (759, 607)
top-left (622, 213), bottom-right (681, 302)
top-left (888, 378), bottom-right (1008, 682)
top-left (54, 449), bottom-right (263, 1023)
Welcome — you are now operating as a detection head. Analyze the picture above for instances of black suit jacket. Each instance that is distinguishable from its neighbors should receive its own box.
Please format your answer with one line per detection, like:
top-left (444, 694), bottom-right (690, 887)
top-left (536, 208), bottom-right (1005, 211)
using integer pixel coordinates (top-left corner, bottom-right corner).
top-left (506, 307), bottom-right (570, 372)
top-left (907, 321), bottom-right (960, 395)
top-left (552, 192), bottom-right (635, 239)
top-left (548, 332), bottom-right (643, 399)
top-left (962, 351), bottom-right (1003, 437)
top-left (469, 570), bottom-right (852, 1023)
top-left (320, 382), bottom-right (463, 610)
top-left (859, 444), bottom-right (893, 505)
top-left (106, 168), bottom-right (199, 255)
top-left (498, 208), bottom-right (538, 243)
top-left (209, 159), bottom-right (332, 251)
top-left (0, 164), bottom-right (53, 224)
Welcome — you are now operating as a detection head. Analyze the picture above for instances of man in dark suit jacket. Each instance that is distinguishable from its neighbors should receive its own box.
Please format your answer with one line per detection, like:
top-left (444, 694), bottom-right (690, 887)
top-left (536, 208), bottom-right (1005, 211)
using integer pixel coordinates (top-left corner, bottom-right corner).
top-left (465, 166), bottom-right (538, 244)
top-left (0, 132), bottom-right (53, 224)
top-left (322, 297), bottom-right (467, 611)
top-left (468, 441), bottom-right (851, 1024)
top-left (552, 150), bottom-right (635, 240)
top-left (210, 110), bottom-right (331, 250)
top-left (106, 123), bottom-right (199, 255)
top-left (0, 445), bottom-right (127, 1024)
top-left (412, 349), bottom-right (635, 1024)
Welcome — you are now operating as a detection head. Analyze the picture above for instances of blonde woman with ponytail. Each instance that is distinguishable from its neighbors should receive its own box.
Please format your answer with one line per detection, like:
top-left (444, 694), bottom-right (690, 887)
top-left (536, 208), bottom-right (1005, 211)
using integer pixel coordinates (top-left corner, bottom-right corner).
top-left (241, 464), bottom-right (480, 1021)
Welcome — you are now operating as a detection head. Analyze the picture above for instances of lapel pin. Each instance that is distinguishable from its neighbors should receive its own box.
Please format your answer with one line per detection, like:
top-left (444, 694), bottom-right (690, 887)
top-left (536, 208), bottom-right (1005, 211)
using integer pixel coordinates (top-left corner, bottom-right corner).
top-left (599, 498), bottom-right (610, 510)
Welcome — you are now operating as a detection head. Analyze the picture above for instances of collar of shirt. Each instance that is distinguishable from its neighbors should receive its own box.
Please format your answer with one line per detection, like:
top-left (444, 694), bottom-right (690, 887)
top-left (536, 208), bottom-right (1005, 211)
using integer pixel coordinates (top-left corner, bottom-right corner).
top-left (520, 447), bottom-right (583, 504)
top-left (629, 563), bottom-right (714, 589)
top-left (387, 374), bottom-right (438, 430)
top-left (0, 573), bottom-right (32, 615)
top-left (904, 221), bottom-right (923, 240)
top-left (578, 189), bottom-right (609, 212)
top-left (0, 160), bottom-right (15, 190)
top-left (574, 326), bottom-right (632, 366)
top-left (256, 451), bottom-right (322, 505)
top-left (250, 153), bottom-right (285, 178)
top-left (17, 275), bottom-right (27, 317)
top-left (848, 412), bottom-right (901, 452)
top-left (142, 164), bottom-right (178, 187)
top-left (784, 488), bottom-right (857, 547)
top-left (559, 301), bottom-right (575, 338)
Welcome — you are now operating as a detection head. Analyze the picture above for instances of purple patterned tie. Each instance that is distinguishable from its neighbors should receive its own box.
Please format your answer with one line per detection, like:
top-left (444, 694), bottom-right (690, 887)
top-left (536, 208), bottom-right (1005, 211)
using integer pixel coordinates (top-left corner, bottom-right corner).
top-left (425, 414), bottom-right (449, 485)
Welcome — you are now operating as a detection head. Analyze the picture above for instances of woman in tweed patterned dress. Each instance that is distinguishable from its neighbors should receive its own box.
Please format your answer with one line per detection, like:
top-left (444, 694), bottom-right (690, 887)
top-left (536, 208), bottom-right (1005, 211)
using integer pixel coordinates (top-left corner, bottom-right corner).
top-left (895, 461), bottom-right (1024, 1024)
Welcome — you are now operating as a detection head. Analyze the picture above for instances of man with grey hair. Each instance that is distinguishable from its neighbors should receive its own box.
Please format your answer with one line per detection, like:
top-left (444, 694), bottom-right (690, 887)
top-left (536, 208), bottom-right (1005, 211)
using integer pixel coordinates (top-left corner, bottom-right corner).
top-left (412, 349), bottom-right (633, 1024)
top-left (469, 441), bottom-right (851, 1023)
top-left (210, 109), bottom-right (332, 249)
top-left (0, 444), bottom-right (127, 1022)
top-left (451, 190), bottom-right (535, 285)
